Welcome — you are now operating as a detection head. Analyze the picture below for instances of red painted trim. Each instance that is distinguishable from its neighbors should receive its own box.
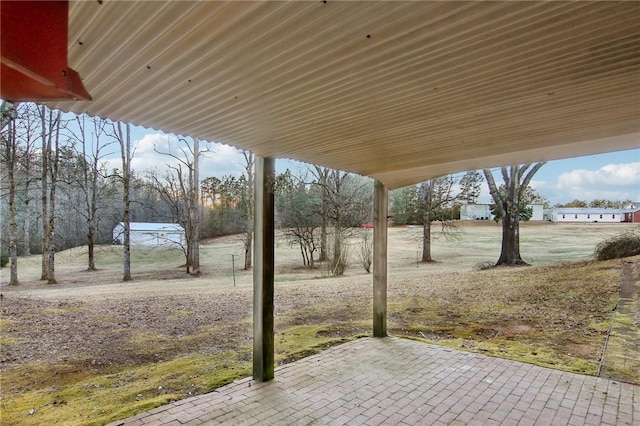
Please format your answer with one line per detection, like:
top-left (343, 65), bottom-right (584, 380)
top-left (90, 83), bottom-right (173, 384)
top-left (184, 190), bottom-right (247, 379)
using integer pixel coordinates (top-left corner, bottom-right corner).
top-left (0, 0), bottom-right (91, 101)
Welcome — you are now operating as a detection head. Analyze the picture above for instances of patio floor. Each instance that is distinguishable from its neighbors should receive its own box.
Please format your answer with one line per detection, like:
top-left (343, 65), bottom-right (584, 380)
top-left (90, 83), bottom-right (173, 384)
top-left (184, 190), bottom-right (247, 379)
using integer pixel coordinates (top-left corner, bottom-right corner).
top-left (109, 337), bottom-right (638, 426)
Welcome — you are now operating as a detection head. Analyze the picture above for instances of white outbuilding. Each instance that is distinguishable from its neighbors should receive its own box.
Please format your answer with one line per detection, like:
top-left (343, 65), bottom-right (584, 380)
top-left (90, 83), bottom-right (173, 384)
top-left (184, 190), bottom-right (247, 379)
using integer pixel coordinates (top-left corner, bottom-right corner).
top-left (460, 203), bottom-right (544, 221)
top-left (112, 222), bottom-right (186, 247)
top-left (460, 204), bottom-right (494, 221)
top-left (550, 208), bottom-right (624, 223)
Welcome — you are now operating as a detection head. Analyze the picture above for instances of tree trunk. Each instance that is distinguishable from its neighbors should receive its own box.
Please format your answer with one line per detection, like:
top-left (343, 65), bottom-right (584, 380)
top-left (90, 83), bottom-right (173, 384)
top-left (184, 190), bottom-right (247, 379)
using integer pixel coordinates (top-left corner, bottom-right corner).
top-left (315, 166), bottom-right (329, 262)
top-left (497, 206), bottom-right (526, 265)
top-left (243, 233), bottom-right (252, 270)
top-left (5, 115), bottom-right (19, 285)
top-left (483, 164), bottom-right (543, 267)
top-left (86, 117), bottom-right (99, 272)
top-left (308, 245), bottom-right (315, 268)
top-left (22, 140), bottom-right (32, 256)
top-left (40, 107), bottom-right (49, 281)
top-left (332, 231), bottom-right (342, 275)
top-left (319, 219), bottom-right (327, 262)
top-left (46, 112), bottom-right (61, 284)
top-left (123, 182), bottom-right (132, 280)
top-left (243, 151), bottom-right (253, 270)
top-left (9, 193), bottom-right (19, 286)
top-left (188, 140), bottom-right (201, 275)
top-left (46, 201), bottom-right (57, 284)
top-left (22, 198), bottom-right (31, 256)
top-left (299, 240), bottom-right (306, 266)
top-left (119, 122), bottom-right (132, 281)
top-left (87, 224), bottom-right (96, 271)
top-left (421, 180), bottom-right (434, 263)
top-left (87, 175), bottom-right (98, 271)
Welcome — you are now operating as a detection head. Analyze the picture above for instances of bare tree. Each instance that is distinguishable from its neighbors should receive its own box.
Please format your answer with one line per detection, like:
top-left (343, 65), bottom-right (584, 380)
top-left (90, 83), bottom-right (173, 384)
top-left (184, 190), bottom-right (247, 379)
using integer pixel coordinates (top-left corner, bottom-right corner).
top-left (37, 106), bottom-right (63, 284)
top-left (312, 166), bottom-right (330, 262)
top-left (189, 138), bottom-right (201, 275)
top-left (356, 229), bottom-right (373, 273)
top-left (1, 101), bottom-right (19, 285)
top-left (241, 150), bottom-right (254, 270)
top-left (483, 163), bottom-right (546, 266)
top-left (114, 122), bottom-right (133, 281)
top-left (275, 169), bottom-right (320, 268)
top-left (421, 175), bottom-right (458, 263)
top-left (459, 170), bottom-right (483, 205)
top-left (313, 168), bottom-right (372, 275)
top-left (69, 114), bottom-right (113, 271)
top-left (14, 103), bottom-right (40, 256)
top-left (154, 137), bottom-right (208, 275)
top-left (39, 106), bottom-right (50, 280)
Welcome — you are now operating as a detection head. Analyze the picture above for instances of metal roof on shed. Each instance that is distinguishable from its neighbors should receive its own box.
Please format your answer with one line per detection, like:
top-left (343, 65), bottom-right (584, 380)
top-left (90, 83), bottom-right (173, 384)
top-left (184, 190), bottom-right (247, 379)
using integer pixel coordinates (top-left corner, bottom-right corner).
top-left (115, 222), bottom-right (185, 232)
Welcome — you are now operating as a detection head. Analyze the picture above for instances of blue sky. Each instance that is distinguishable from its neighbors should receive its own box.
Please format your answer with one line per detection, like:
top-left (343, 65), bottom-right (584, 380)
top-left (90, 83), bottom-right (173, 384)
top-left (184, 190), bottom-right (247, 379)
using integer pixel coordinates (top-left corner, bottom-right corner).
top-left (124, 125), bottom-right (639, 206)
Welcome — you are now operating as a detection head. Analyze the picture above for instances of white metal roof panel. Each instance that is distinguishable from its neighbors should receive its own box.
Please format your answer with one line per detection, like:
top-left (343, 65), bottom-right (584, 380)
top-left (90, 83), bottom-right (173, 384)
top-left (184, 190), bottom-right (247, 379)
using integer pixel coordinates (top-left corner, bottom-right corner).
top-left (47, 1), bottom-right (640, 188)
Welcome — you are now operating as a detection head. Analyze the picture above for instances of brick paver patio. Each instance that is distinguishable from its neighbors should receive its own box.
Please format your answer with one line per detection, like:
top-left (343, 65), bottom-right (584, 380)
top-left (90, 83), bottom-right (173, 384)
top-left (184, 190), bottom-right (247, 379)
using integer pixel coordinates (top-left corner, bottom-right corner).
top-left (109, 337), bottom-right (638, 425)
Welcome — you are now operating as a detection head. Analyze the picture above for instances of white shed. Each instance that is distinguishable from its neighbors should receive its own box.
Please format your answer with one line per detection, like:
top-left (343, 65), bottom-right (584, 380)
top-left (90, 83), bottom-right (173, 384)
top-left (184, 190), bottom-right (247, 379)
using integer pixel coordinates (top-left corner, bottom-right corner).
top-left (460, 204), bottom-right (494, 221)
top-left (461, 203), bottom-right (544, 221)
top-left (529, 204), bottom-right (544, 221)
top-left (112, 222), bottom-right (186, 247)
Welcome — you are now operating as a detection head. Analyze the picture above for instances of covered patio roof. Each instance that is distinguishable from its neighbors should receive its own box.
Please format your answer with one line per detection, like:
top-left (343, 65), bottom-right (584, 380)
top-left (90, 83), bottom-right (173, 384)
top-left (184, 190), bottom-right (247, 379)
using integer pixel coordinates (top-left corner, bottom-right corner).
top-left (39, 0), bottom-right (640, 189)
top-left (3, 0), bottom-right (639, 386)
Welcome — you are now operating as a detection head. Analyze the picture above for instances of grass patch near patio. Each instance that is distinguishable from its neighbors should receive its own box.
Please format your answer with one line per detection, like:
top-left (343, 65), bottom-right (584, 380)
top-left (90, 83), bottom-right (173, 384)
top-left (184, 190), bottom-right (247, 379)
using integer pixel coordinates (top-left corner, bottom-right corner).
top-left (0, 352), bottom-right (251, 426)
top-left (388, 259), bottom-right (621, 375)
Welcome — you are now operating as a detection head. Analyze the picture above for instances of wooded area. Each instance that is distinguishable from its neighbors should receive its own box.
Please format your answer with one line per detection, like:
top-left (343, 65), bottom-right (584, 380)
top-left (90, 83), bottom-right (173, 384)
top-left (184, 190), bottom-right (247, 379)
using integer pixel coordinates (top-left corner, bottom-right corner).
top-left (2, 102), bottom-right (633, 283)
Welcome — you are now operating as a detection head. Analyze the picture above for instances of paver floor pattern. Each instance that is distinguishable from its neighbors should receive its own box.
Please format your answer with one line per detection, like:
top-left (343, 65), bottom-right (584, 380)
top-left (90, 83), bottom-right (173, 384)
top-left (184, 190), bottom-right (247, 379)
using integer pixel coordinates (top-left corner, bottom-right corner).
top-left (110, 337), bottom-right (639, 426)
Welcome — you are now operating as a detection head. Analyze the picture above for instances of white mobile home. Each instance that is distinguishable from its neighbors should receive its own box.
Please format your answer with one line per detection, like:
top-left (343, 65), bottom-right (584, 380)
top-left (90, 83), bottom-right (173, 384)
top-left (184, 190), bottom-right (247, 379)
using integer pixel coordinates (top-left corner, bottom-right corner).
top-left (112, 222), bottom-right (186, 247)
top-left (550, 208), bottom-right (624, 223)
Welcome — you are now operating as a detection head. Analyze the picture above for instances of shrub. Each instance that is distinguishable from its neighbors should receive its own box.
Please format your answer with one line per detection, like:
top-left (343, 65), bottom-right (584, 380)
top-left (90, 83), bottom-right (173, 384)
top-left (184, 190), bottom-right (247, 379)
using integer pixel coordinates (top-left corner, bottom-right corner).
top-left (325, 235), bottom-right (350, 277)
top-left (594, 229), bottom-right (640, 261)
top-left (0, 253), bottom-right (8, 268)
top-left (356, 231), bottom-right (373, 273)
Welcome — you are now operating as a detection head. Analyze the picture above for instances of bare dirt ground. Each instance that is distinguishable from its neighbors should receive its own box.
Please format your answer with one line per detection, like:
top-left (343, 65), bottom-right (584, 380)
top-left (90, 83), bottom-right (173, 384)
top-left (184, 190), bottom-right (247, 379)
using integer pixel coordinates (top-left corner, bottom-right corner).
top-left (0, 222), bottom-right (634, 369)
top-left (0, 222), bottom-right (638, 425)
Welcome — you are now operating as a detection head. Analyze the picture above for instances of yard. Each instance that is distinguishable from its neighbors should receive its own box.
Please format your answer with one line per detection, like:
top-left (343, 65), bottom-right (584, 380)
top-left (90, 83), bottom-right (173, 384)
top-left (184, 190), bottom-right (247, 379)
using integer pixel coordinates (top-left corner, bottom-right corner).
top-left (0, 222), bottom-right (638, 425)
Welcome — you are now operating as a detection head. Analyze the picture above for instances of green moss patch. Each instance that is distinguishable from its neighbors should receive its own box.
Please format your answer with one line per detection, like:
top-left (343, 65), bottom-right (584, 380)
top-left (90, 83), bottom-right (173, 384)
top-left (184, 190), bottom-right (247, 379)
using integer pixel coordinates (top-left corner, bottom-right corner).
top-left (0, 353), bottom-right (251, 426)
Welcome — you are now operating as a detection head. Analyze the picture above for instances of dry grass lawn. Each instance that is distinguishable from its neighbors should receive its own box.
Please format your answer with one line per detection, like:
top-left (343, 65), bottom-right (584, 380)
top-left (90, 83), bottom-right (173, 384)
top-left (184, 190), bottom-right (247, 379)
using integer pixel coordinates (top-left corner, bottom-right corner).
top-left (0, 222), bottom-right (638, 425)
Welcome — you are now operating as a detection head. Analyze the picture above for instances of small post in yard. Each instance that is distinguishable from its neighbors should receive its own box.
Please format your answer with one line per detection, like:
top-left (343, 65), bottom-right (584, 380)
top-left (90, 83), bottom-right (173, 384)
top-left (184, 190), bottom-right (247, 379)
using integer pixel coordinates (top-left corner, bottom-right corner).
top-left (231, 254), bottom-right (236, 287)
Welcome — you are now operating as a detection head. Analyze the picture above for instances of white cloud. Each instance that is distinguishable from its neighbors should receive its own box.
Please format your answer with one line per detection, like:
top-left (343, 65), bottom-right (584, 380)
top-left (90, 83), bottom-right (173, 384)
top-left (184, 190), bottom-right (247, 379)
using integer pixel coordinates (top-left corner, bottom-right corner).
top-left (558, 163), bottom-right (639, 187)
top-left (103, 133), bottom-right (247, 178)
top-left (553, 162), bottom-right (640, 203)
top-left (473, 164), bottom-right (640, 205)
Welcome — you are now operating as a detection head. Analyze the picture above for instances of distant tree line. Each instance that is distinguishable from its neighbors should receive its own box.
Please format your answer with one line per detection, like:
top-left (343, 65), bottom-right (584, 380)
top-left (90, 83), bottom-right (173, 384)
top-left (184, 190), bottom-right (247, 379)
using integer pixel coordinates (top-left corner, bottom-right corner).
top-left (0, 103), bottom-right (376, 281)
top-left (4, 103), bottom-right (632, 282)
top-left (554, 199), bottom-right (632, 208)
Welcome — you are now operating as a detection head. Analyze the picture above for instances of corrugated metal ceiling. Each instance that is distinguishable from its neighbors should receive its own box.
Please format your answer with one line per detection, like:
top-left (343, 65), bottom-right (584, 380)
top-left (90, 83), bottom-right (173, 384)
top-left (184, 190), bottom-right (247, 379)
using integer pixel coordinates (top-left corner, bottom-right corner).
top-left (47, 1), bottom-right (640, 188)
